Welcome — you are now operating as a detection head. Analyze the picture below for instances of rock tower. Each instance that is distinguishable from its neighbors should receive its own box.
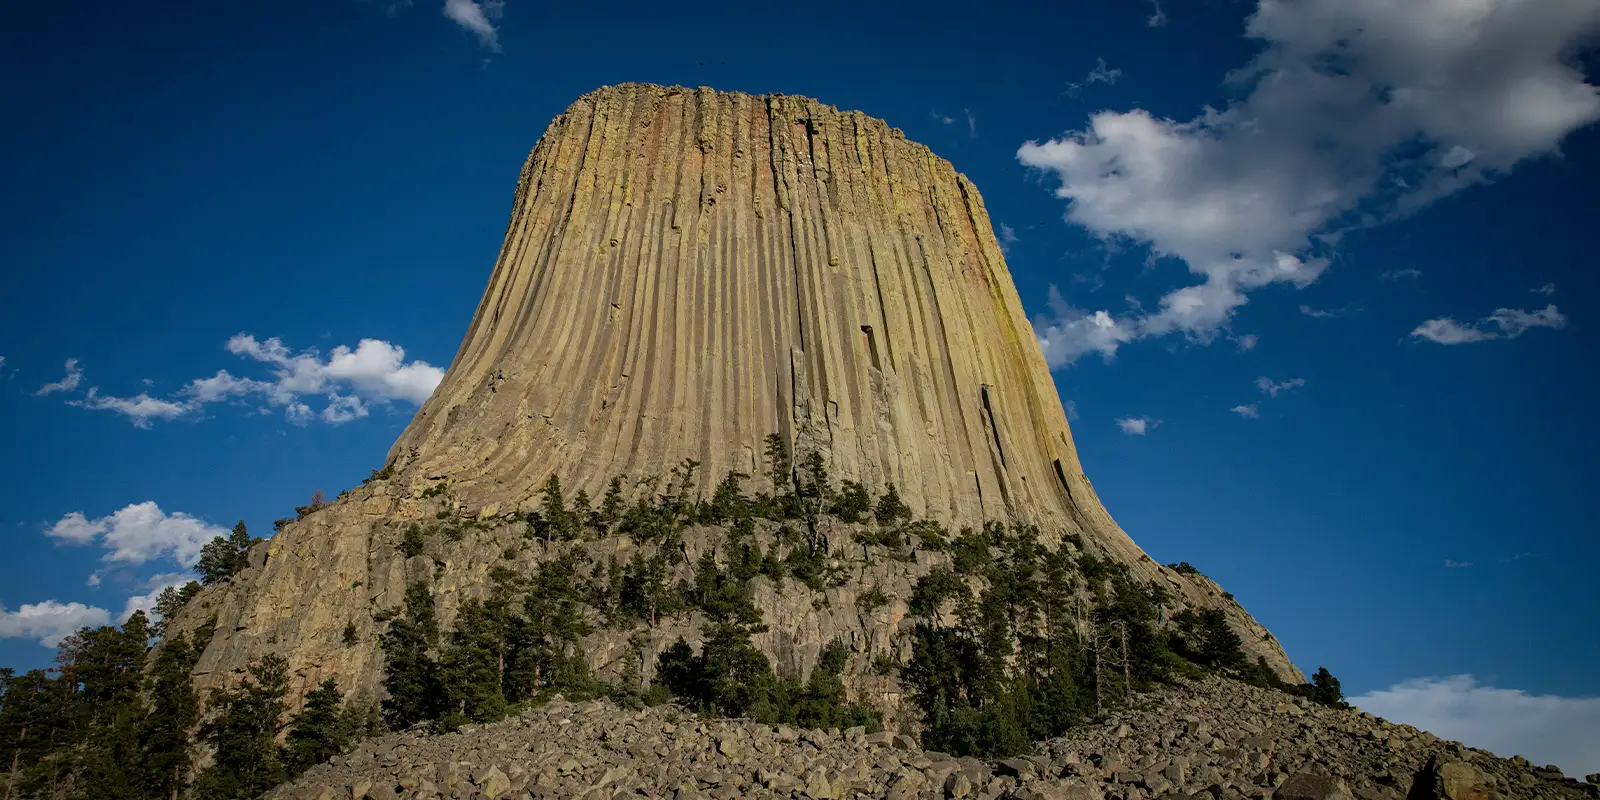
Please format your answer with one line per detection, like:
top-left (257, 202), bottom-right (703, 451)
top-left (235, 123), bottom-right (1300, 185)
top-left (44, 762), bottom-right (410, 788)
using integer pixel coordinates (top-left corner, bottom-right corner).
top-left (167, 84), bottom-right (1301, 715)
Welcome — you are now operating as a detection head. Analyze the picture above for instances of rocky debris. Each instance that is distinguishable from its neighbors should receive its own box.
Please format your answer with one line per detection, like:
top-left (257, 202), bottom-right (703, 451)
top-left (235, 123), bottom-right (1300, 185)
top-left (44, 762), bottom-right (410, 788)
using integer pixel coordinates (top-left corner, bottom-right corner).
top-left (264, 679), bottom-right (1593, 800)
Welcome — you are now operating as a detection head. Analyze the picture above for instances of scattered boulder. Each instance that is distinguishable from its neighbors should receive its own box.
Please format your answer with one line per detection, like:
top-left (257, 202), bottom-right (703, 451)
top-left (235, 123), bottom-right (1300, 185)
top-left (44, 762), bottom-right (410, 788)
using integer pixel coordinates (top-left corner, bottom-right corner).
top-left (262, 679), bottom-right (1590, 800)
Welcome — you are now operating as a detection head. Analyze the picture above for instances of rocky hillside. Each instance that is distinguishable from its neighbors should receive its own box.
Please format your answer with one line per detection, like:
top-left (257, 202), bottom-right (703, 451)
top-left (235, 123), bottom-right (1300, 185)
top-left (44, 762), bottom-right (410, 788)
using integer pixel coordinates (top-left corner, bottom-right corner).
top-left (264, 678), bottom-right (1598, 800)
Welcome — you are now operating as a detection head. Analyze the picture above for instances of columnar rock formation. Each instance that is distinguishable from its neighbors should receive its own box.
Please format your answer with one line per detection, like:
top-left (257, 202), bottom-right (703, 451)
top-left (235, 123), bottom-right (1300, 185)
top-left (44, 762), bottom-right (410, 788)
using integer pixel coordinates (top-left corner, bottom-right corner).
top-left (166, 84), bottom-right (1301, 717)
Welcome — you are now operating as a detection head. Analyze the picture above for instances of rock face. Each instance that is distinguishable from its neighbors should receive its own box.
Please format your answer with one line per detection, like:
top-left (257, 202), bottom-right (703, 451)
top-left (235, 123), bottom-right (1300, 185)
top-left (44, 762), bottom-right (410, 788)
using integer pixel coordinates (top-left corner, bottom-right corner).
top-left (263, 679), bottom-right (1597, 800)
top-left (164, 83), bottom-right (1299, 716)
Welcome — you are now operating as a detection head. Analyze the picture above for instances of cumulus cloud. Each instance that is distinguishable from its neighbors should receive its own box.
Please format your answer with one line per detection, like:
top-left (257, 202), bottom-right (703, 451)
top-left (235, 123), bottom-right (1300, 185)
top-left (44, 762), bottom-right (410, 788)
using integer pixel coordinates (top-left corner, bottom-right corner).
top-left (1381, 268), bottom-right (1423, 282)
top-left (1232, 404), bottom-right (1260, 419)
top-left (35, 358), bottom-right (83, 396)
top-left (0, 601), bottom-right (112, 646)
top-left (1256, 376), bottom-right (1306, 398)
top-left (1034, 288), bottom-right (1138, 367)
top-left (1351, 676), bottom-right (1600, 776)
top-left (53, 334), bottom-right (441, 428)
top-left (1116, 416), bottom-right (1157, 436)
top-left (1411, 304), bottom-right (1567, 345)
top-left (1233, 334), bottom-right (1259, 352)
top-left (1018, 0), bottom-right (1600, 366)
top-left (47, 502), bottom-right (229, 568)
top-left (443, 0), bottom-right (502, 51)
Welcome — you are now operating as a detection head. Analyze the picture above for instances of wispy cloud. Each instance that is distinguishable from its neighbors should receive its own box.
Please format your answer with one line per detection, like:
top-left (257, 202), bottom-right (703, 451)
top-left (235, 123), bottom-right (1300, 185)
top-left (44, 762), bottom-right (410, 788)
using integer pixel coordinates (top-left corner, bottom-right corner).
top-left (1299, 304), bottom-right (1353, 319)
top-left (1116, 416), bottom-right (1158, 436)
top-left (1530, 283), bottom-right (1556, 296)
top-left (1065, 400), bottom-right (1079, 421)
top-left (1255, 376), bottom-right (1306, 398)
top-left (1020, 0), bottom-right (1600, 367)
top-left (1231, 404), bottom-right (1260, 419)
top-left (1351, 676), bottom-right (1600, 777)
top-left (1411, 305), bottom-right (1567, 345)
top-left (1444, 559), bottom-right (1474, 569)
top-left (1380, 268), bottom-right (1423, 282)
top-left (35, 358), bottom-right (82, 396)
top-left (52, 334), bottom-right (442, 428)
top-left (998, 223), bottom-right (1019, 254)
top-left (1233, 333), bottom-right (1259, 352)
top-left (1146, 0), bottom-right (1167, 27)
top-left (931, 111), bottom-right (954, 126)
top-left (1086, 58), bottom-right (1122, 86)
top-left (965, 109), bottom-right (977, 139)
top-left (442, 0), bottom-right (503, 51)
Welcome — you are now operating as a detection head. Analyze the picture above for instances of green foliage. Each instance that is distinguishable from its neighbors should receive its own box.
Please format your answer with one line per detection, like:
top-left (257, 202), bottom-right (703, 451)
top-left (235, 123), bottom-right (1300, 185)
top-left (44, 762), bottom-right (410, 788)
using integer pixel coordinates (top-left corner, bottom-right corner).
top-left (197, 521), bottom-right (257, 585)
top-left (193, 654), bottom-right (290, 799)
top-left (380, 583), bottom-right (442, 729)
top-left (420, 482), bottom-right (448, 499)
top-left (874, 483), bottom-right (912, 525)
top-left (342, 622), bottom-right (359, 646)
top-left (1170, 608), bottom-right (1247, 671)
top-left (654, 630), bottom-right (880, 731)
top-left (1300, 666), bottom-right (1349, 709)
top-left (830, 480), bottom-right (872, 523)
top-left (857, 586), bottom-right (890, 611)
top-left (1167, 561), bottom-right (1201, 575)
top-left (283, 679), bottom-right (349, 777)
top-left (140, 631), bottom-right (202, 799)
top-left (399, 523), bottom-right (427, 558)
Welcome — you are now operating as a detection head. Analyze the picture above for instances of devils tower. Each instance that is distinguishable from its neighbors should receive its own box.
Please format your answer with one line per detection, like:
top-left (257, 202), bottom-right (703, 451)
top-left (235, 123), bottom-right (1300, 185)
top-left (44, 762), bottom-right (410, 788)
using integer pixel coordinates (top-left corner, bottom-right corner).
top-left (165, 84), bottom-right (1300, 720)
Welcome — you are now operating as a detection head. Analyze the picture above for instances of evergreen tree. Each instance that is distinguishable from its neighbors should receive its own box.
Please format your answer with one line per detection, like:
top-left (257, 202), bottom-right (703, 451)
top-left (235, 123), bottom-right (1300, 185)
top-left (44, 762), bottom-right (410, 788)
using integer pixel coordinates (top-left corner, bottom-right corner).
top-left (283, 679), bottom-right (348, 777)
top-left (196, 522), bottom-right (256, 585)
top-left (1301, 666), bottom-right (1348, 709)
top-left (193, 654), bottom-right (290, 800)
top-left (438, 599), bottom-right (509, 723)
top-left (598, 477), bottom-right (626, 531)
top-left (379, 583), bottom-right (441, 729)
top-left (874, 483), bottom-right (912, 525)
top-left (141, 632), bottom-right (202, 800)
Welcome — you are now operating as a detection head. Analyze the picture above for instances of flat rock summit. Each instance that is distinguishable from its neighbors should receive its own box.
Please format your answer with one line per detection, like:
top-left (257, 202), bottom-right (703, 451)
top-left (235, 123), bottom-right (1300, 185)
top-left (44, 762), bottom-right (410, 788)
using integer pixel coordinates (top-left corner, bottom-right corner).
top-left (148, 84), bottom-right (1600, 800)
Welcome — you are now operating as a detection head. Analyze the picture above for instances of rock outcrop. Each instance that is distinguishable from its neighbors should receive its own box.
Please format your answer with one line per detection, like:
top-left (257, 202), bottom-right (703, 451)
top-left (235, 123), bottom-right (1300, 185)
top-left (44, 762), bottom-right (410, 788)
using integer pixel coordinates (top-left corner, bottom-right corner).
top-left (263, 679), bottom-right (1598, 800)
top-left (164, 83), bottom-right (1300, 717)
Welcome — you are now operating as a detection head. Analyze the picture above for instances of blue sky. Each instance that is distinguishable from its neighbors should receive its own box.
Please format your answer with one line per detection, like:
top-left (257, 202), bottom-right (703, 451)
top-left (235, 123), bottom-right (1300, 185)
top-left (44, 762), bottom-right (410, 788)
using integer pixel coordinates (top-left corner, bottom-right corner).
top-left (3, 0), bottom-right (1597, 773)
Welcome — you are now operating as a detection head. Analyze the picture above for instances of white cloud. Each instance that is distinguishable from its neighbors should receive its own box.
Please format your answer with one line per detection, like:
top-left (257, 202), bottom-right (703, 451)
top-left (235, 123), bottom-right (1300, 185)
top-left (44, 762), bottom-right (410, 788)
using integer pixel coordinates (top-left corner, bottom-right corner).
top-left (1116, 416), bottom-right (1157, 435)
top-left (47, 502), bottom-right (229, 568)
top-left (55, 334), bottom-right (440, 428)
top-left (321, 393), bottom-right (369, 424)
top-left (1034, 287), bottom-right (1139, 367)
top-left (1299, 304), bottom-right (1352, 319)
top-left (998, 223), bottom-right (1019, 254)
top-left (1351, 675), bottom-right (1600, 777)
top-left (1146, 0), bottom-right (1167, 27)
top-left (965, 109), bottom-right (977, 139)
top-left (1018, 0), bottom-right (1600, 364)
top-left (1065, 400), bottom-right (1079, 421)
top-left (67, 388), bottom-right (190, 429)
top-left (932, 112), bottom-right (955, 126)
top-left (35, 358), bottom-right (83, 396)
top-left (1256, 376), bottom-right (1306, 397)
top-left (1381, 268), bottom-right (1424, 282)
top-left (0, 601), bottom-right (112, 646)
top-left (1530, 283), bottom-right (1556, 295)
top-left (1232, 404), bottom-right (1260, 419)
top-left (121, 573), bottom-right (199, 623)
top-left (1086, 58), bottom-right (1122, 86)
top-left (1411, 304), bottom-right (1567, 345)
top-left (1444, 559), bottom-right (1474, 568)
top-left (1233, 333), bottom-right (1259, 351)
top-left (442, 0), bottom-right (502, 51)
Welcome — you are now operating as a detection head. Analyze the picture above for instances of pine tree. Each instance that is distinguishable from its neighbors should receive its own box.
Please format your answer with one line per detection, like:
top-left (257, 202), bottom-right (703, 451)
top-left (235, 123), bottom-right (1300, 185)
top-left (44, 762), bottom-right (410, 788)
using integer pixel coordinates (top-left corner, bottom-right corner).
top-left (438, 599), bottom-right (509, 723)
top-left (193, 654), bottom-right (290, 800)
top-left (197, 522), bottom-right (256, 584)
top-left (283, 679), bottom-right (348, 777)
top-left (380, 583), bottom-right (441, 729)
top-left (141, 633), bottom-right (202, 800)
